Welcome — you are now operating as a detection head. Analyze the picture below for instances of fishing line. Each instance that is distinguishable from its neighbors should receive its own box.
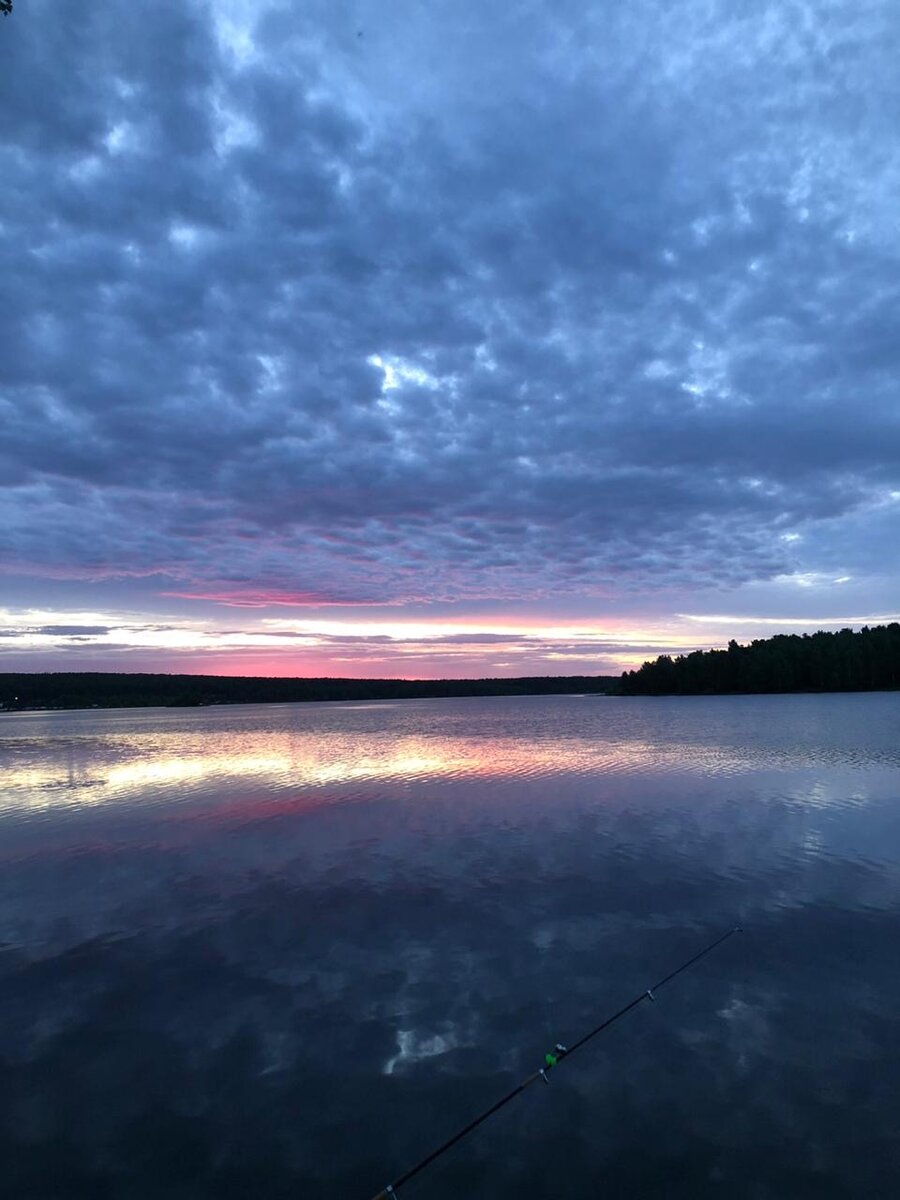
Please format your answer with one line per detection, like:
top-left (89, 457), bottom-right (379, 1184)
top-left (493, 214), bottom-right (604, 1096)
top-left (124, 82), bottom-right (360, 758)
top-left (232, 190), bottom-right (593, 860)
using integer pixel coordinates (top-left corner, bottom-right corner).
top-left (370, 925), bottom-right (742, 1199)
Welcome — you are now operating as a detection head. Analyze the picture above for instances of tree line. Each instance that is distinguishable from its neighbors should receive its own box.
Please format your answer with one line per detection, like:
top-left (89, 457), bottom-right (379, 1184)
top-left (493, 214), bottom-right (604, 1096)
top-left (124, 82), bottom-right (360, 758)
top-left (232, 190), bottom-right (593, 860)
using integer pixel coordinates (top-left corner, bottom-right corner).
top-left (0, 672), bottom-right (617, 712)
top-left (618, 623), bottom-right (900, 696)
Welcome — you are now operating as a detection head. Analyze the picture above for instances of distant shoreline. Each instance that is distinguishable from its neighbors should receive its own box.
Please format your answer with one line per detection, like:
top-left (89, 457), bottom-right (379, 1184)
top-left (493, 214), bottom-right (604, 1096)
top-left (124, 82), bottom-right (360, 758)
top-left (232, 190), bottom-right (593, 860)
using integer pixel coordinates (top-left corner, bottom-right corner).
top-left (2, 661), bottom-right (899, 714)
top-left (0, 672), bottom-right (618, 714)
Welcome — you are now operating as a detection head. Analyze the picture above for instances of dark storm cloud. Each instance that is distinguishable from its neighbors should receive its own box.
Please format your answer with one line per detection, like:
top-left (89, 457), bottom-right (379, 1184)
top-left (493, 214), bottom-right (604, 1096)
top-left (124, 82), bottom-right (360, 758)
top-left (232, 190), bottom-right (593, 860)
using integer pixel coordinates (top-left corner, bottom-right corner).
top-left (2, 0), bottom-right (898, 605)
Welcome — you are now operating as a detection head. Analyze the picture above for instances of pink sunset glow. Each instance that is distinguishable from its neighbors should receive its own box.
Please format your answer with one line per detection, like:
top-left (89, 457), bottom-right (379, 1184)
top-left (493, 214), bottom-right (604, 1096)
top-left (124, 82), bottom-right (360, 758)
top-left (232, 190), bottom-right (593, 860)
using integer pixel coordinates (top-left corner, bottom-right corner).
top-left (2, 0), bottom-right (898, 678)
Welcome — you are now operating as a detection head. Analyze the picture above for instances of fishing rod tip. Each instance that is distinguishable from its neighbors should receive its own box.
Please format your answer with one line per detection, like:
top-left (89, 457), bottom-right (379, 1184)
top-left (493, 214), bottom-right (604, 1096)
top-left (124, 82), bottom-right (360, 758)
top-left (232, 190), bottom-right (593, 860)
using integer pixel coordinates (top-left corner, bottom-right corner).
top-left (733, 925), bottom-right (744, 933)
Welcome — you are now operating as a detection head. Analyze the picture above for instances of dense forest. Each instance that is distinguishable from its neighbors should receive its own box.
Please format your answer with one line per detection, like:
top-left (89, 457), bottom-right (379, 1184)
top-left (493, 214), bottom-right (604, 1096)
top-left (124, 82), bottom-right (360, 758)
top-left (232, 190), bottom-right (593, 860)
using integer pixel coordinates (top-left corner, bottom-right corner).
top-left (0, 672), bottom-right (616, 712)
top-left (619, 623), bottom-right (900, 695)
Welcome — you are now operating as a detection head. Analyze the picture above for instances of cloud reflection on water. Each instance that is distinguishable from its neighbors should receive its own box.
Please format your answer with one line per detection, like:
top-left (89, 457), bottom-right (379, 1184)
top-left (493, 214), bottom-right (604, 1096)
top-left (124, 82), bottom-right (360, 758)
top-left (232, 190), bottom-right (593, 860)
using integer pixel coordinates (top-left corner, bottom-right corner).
top-left (1, 695), bottom-right (899, 1198)
top-left (3, 692), bottom-right (897, 816)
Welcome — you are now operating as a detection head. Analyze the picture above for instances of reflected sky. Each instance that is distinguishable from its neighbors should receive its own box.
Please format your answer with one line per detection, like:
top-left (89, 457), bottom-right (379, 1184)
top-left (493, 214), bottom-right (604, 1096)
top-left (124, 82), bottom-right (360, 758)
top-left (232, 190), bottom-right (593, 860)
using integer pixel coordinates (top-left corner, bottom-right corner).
top-left (1, 694), bottom-right (899, 1198)
top-left (3, 692), bottom-right (898, 808)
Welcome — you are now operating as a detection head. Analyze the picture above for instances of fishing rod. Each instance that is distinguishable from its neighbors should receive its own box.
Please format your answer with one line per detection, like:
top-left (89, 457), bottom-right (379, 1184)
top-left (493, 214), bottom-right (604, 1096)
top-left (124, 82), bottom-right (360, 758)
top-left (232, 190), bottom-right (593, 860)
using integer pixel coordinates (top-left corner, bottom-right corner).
top-left (370, 925), bottom-right (742, 1199)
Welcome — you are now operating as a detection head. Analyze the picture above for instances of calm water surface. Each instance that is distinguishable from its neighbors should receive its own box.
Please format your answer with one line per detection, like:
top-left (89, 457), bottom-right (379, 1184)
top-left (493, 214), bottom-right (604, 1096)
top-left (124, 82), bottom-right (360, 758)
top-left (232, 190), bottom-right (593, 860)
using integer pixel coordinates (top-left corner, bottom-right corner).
top-left (1, 693), bottom-right (899, 1198)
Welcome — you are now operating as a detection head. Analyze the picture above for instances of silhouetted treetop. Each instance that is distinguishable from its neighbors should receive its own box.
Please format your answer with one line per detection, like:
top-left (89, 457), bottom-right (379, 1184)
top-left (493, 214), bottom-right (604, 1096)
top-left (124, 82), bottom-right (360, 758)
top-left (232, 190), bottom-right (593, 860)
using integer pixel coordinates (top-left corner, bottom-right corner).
top-left (618, 624), bottom-right (900, 695)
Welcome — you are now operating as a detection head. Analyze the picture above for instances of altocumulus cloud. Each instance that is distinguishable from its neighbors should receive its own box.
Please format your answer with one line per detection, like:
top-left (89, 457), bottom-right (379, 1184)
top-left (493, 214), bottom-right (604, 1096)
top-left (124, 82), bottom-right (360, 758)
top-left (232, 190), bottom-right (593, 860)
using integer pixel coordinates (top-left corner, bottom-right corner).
top-left (1, 0), bottom-right (899, 620)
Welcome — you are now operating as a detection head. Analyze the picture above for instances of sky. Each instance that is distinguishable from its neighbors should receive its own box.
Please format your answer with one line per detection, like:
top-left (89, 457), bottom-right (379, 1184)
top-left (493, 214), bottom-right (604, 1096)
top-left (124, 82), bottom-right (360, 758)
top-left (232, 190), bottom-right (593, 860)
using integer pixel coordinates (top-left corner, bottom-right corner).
top-left (1, 0), bottom-right (898, 679)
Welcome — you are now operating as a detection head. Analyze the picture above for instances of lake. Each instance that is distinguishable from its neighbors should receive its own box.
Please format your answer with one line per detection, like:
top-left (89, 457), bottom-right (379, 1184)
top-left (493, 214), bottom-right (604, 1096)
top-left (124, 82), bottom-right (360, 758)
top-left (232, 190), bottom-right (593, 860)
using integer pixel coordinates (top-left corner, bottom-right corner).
top-left (1, 692), bottom-right (899, 1198)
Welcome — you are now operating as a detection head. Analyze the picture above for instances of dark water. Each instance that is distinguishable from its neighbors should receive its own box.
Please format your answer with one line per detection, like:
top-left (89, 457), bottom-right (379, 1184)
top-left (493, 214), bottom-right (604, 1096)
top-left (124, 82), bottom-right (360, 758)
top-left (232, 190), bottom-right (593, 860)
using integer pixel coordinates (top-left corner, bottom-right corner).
top-left (1, 693), bottom-right (899, 1199)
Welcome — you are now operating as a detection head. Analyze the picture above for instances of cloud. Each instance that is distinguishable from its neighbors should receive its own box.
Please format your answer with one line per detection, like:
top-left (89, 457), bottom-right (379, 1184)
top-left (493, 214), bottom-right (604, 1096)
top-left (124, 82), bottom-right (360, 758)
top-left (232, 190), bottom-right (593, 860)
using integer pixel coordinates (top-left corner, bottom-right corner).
top-left (0, 601), bottom-right (716, 676)
top-left (1, 0), bottom-right (898, 621)
top-left (37, 625), bottom-right (112, 636)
